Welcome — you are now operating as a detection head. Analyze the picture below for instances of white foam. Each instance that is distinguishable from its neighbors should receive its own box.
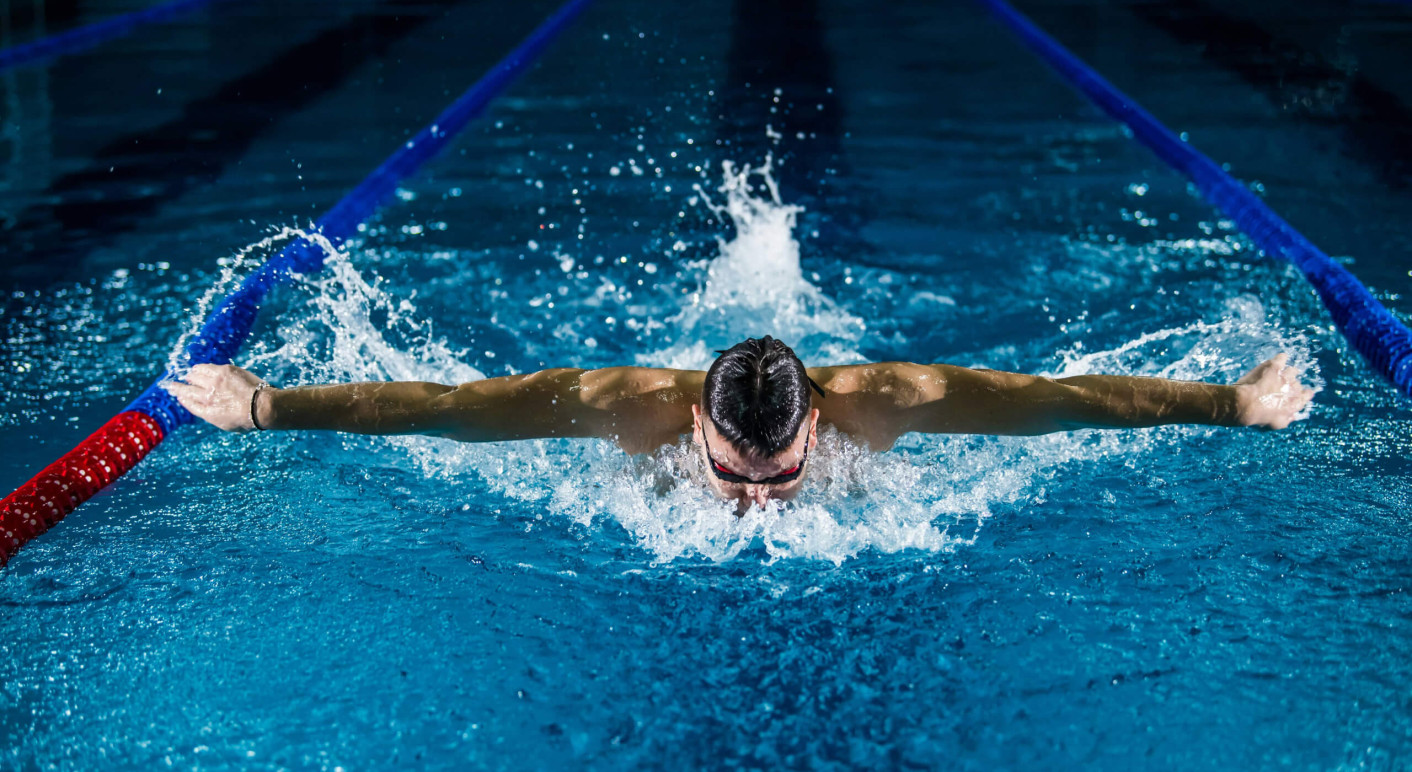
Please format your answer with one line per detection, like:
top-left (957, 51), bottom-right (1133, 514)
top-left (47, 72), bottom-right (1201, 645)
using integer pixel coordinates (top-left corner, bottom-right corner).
top-left (205, 166), bottom-right (1317, 566)
top-left (242, 237), bottom-right (480, 388)
top-left (167, 225), bottom-right (337, 377)
top-left (644, 156), bottom-right (865, 370)
top-left (1051, 295), bottom-right (1319, 391)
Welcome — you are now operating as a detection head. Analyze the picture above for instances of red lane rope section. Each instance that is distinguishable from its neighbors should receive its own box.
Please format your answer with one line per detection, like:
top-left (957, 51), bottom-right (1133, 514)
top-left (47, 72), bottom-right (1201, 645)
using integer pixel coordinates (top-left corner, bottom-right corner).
top-left (1, 0), bottom-right (594, 569)
top-left (0, 412), bottom-right (165, 566)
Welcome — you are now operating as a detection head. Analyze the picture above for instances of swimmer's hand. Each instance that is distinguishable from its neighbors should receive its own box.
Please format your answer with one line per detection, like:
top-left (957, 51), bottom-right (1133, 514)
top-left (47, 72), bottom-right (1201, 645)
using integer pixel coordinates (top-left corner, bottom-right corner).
top-left (1232, 353), bottom-right (1315, 430)
top-left (819, 354), bottom-right (1316, 443)
top-left (162, 363), bottom-right (268, 432)
top-left (160, 365), bottom-right (698, 447)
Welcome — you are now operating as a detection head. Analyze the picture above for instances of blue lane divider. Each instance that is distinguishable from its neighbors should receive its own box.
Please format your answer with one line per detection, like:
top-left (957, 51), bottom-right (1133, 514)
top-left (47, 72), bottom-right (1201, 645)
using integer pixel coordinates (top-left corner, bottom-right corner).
top-left (1, 0), bottom-right (593, 567)
top-left (121, 0), bottom-right (595, 432)
top-left (978, 0), bottom-right (1412, 398)
top-left (0, 0), bottom-right (231, 72)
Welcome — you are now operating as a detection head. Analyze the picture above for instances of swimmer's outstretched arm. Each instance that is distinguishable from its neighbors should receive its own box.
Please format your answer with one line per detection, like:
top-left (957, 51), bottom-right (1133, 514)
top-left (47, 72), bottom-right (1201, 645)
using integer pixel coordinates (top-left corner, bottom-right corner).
top-left (821, 354), bottom-right (1314, 443)
top-left (163, 364), bottom-right (699, 447)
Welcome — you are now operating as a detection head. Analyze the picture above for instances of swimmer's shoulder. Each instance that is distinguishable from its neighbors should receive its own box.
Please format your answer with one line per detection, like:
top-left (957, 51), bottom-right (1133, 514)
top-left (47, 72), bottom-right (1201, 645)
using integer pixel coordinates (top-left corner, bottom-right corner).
top-left (807, 362), bottom-right (953, 449)
top-left (578, 366), bottom-right (704, 406)
top-left (808, 362), bottom-right (944, 403)
top-left (578, 366), bottom-right (703, 453)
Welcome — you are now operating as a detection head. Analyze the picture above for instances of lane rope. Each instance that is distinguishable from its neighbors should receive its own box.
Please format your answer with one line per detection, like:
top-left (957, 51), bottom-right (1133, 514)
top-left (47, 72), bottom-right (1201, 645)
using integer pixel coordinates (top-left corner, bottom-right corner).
top-left (0, 0), bottom-right (231, 72)
top-left (977, 0), bottom-right (1412, 398)
top-left (0, 0), bottom-right (595, 566)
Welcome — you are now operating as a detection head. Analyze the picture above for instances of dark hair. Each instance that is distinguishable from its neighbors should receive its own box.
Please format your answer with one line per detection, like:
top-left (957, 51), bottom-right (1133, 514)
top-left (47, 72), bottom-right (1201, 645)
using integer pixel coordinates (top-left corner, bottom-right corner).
top-left (702, 336), bottom-right (824, 458)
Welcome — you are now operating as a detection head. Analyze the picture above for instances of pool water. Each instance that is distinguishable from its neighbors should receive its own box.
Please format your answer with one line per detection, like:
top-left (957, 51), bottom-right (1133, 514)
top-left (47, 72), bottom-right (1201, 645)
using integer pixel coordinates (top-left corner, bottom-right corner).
top-left (3, 0), bottom-right (1412, 768)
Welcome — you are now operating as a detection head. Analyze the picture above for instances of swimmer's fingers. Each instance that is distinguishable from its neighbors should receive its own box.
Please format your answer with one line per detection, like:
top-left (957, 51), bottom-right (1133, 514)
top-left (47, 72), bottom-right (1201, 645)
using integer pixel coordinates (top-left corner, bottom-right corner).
top-left (1273, 357), bottom-right (1316, 419)
top-left (1277, 356), bottom-right (1304, 389)
top-left (1263, 387), bottom-right (1313, 430)
top-left (161, 379), bottom-right (225, 430)
top-left (1234, 352), bottom-right (1317, 429)
top-left (161, 379), bottom-right (207, 409)
top-left (162, 366), bottom-right (260, 432)
top-left (1236, 353), bottom-right (1289, 388)
top-left (182, 364), bottom-right (218, 390)
top-left (184, 363), bottom-right (253, 390)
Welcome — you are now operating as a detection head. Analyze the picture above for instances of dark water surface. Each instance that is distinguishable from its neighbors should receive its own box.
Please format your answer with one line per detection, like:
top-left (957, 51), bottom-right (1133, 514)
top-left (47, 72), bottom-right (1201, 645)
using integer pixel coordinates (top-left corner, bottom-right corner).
top-left (2, 0), bottom-right (1411, 768)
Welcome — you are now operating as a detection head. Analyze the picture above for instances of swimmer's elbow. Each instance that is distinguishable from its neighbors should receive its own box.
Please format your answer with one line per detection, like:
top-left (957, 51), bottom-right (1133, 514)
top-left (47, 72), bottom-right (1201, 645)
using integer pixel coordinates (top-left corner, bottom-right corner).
top-left (575, 367), bottom-right (621, 411)
top-left (427, 368), bottom-right (601, 442)
top-left (424, 379), bottom-right (512, 441)
top-left (1023, 377), bottom-right (1134, 433)
top-left (428, 366), bottom-right (680, 443)
top-left (914, 369), bottom-right (1073, 435)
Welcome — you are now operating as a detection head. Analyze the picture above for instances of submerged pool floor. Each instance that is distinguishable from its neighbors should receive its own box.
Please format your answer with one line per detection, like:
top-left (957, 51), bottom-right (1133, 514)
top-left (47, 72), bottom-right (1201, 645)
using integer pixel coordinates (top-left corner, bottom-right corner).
top-left (2, 0), bottom-right (1411, 768)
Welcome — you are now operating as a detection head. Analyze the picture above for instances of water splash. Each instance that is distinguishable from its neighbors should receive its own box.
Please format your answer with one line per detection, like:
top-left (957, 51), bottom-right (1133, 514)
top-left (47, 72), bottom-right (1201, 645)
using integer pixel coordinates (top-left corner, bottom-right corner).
top-left (166, 226), bottom-right (336, 376)
top-left (247, 242), bottom-right (480, 388)
top-left (1051, 295), bottom-right (1321, 402)
top-left (206, 170), bottom-right (1319, 566)
top-left (644, 156), bottom-right (866, 370)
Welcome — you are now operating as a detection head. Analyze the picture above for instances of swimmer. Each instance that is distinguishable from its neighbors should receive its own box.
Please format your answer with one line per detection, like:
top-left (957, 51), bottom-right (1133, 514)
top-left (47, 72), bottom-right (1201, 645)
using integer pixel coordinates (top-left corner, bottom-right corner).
top-left (164, 336), bottom-right (1314, 512)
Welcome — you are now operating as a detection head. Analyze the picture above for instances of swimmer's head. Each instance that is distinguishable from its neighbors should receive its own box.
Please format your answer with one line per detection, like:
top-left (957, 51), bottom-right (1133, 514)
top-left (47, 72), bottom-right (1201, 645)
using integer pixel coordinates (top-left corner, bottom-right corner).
top-left (692, 336), bottom-right (822, 513)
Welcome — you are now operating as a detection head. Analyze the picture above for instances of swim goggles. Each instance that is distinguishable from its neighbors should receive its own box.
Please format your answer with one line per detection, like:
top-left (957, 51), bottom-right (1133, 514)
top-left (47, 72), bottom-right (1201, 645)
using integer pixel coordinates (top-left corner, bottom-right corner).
top-left (701, 429), bottom-right (809, 486)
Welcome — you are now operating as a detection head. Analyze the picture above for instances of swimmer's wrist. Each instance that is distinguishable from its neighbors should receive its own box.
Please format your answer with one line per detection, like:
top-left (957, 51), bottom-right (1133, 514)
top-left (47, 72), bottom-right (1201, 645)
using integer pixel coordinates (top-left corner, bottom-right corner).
top-left (255, 386), bottom-right (281, 430)
top-left (1231, 383), bottom-right (1257, 427)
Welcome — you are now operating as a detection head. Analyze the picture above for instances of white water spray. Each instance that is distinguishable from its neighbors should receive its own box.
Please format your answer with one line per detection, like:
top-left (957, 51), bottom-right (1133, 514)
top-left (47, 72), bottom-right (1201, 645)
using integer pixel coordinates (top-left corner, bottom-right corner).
top-left (645, 156), bottom-right (866, 370)
top-left (206, 163), bottom-right (1315, 565)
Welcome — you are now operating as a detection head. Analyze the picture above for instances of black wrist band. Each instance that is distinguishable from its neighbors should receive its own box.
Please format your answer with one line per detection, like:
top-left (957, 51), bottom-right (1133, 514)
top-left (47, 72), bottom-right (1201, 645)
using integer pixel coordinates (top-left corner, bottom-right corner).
top-left (250, 382), bottom-right (268, 431)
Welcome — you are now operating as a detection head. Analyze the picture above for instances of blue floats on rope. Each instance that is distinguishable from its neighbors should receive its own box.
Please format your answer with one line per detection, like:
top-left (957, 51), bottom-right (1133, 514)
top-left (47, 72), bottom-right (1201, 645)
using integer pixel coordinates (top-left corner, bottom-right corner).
top-left (125, 0), bottom-right (596, 433)
top-left (977, 0), bottom-right (1412, 399)
top-left (0, 0), bottom-right (231, 72)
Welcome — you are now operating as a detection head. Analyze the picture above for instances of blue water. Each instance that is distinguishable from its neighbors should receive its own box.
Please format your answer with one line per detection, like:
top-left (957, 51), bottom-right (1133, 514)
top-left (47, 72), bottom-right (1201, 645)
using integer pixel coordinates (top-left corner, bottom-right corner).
top-left (3, 0), bottom-right (1412, 768)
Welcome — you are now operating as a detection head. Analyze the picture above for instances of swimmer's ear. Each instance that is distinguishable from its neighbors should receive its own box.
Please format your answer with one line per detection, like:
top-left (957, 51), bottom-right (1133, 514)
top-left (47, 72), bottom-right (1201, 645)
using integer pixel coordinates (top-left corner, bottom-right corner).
top-left (807, 376), bottom-right (827, 399)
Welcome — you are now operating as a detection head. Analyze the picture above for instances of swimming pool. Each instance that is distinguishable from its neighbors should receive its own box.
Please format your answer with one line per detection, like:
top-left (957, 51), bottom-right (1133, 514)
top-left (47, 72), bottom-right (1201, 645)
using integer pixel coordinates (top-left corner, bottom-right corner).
top-left (3, 0), bottom-right (1411, 767)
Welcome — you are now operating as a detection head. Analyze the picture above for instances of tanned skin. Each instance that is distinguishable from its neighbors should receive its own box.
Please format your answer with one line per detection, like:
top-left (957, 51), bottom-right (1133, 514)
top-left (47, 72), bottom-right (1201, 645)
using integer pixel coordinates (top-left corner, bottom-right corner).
top-left (166, 356), bottom-right (1313, 510)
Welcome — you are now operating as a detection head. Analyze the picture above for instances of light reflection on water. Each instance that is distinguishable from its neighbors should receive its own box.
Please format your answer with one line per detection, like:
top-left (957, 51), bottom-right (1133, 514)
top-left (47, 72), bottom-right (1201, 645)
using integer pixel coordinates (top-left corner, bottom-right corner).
top-left (180, 158), bottom-right (1312, 568)
top-left (3, 141), bottom-right (1405, 768)
top-left (3, 12), bottom-right (1411, 766)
